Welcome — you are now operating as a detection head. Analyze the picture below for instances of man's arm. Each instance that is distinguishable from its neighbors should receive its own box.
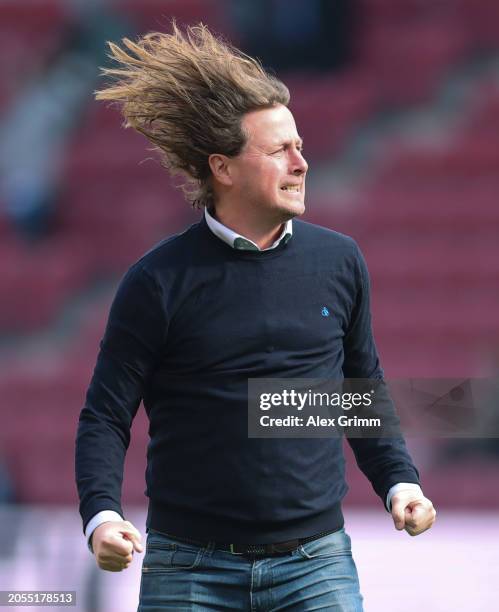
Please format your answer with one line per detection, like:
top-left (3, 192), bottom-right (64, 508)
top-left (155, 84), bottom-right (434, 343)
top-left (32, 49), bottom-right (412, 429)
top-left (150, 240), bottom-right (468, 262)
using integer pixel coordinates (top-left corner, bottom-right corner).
top-left (343, 242), bottom-right (436, 536)
top-left (75, 264), bottom-right (167, 569)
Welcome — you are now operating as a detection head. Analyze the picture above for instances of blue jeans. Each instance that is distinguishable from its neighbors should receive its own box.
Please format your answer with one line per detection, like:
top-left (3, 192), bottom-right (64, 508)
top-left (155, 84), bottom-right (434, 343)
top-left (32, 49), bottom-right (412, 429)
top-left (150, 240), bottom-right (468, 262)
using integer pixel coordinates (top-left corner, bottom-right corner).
top-left (138, 528), bottom-right (364, 611)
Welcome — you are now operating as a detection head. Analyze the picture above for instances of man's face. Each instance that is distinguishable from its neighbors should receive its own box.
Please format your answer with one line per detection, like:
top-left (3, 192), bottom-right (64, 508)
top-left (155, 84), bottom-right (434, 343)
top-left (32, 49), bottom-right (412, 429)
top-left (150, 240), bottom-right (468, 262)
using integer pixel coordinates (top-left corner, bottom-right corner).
top-left (228, 104), bottom-right (308, 221)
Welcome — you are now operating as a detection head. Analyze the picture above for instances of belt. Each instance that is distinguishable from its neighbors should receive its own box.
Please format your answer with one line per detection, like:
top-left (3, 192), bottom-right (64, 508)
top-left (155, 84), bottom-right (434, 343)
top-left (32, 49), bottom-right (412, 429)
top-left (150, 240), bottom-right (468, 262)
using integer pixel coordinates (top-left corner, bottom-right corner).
top-left (155, 528), bottom-right (340, 557)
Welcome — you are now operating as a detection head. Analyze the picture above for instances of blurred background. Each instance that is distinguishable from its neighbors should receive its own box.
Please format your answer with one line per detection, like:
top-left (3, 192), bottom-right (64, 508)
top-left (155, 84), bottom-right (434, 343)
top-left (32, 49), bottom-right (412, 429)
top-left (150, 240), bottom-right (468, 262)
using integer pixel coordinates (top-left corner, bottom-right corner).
top-left (0, 0), bottom-right (498, 610)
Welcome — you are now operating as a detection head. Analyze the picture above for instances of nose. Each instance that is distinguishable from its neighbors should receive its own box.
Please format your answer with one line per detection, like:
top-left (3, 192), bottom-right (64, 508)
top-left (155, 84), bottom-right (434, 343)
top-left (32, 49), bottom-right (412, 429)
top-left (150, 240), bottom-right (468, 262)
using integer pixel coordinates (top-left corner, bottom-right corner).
top-left (291, 148), bottom-right (308, 175)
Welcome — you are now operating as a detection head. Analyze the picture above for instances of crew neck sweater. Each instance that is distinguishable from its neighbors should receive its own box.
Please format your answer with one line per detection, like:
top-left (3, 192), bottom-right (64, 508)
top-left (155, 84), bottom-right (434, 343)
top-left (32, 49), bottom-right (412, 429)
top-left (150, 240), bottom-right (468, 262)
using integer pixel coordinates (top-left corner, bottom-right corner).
top-left (76, 216), bottom-right (419, 543)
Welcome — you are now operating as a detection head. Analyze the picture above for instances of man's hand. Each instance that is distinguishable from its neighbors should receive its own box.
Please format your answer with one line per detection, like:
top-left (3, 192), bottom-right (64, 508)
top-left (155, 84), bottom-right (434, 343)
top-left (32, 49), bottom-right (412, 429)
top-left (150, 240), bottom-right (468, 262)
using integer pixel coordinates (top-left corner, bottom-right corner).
top-left (91, 520), bottom-right (143, 571)
top-left (391, 489), bottom-right (436, 536)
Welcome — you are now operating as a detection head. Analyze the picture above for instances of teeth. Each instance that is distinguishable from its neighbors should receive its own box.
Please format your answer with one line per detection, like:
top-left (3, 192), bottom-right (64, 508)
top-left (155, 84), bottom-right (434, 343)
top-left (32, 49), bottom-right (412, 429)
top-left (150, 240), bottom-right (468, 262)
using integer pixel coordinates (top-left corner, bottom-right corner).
top-left (282, 185), bottom-right (300, 192)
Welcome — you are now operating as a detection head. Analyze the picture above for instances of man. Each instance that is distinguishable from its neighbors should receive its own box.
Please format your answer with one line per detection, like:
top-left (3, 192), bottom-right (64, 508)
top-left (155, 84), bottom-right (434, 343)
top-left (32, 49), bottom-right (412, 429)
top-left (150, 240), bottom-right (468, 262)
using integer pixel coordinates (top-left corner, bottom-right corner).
top-left (76, 24), bottom-right (436, 611)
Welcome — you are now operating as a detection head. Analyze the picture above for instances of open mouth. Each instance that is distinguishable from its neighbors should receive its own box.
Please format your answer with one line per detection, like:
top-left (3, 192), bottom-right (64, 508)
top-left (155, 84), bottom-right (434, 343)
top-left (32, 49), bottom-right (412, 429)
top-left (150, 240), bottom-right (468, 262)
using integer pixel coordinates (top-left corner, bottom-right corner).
top-left (280, 185), bottom-right (301, 192)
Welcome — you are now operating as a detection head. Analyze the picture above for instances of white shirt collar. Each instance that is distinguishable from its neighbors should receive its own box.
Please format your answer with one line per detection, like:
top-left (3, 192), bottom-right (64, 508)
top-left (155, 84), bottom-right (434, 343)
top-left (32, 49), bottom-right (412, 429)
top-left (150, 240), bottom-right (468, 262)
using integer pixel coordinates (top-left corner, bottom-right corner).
top-left (204, 207), bottom-right (292, 251)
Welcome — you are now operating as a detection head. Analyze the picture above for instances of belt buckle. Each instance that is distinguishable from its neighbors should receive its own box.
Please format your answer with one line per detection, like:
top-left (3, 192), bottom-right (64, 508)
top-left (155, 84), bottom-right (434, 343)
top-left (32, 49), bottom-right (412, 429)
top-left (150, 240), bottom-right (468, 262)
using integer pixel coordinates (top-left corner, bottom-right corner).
top-left (229, 544), bottom-right (244, 555)
top-left (228, 540), bottom-right (299, 557)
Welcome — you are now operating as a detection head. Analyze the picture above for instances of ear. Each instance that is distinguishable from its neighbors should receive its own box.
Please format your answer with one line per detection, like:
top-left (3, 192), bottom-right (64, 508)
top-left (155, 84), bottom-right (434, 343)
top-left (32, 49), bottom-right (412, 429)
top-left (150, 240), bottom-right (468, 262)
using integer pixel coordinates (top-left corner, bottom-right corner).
top-left (208, 153), bottom-right (233, 187)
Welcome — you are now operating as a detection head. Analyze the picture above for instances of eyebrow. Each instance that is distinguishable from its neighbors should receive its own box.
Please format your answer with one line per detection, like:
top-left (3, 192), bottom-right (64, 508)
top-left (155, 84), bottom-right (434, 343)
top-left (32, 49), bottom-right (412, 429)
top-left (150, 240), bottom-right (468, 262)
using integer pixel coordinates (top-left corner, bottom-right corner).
top-left (271, 136), bottom-right (304, 148)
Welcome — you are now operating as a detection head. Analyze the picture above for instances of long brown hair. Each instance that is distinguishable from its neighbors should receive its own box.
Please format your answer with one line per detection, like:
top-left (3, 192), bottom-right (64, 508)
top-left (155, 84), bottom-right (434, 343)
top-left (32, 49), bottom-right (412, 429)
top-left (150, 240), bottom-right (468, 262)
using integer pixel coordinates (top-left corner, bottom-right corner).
top-left (96, 22), bottom-right (289, 208)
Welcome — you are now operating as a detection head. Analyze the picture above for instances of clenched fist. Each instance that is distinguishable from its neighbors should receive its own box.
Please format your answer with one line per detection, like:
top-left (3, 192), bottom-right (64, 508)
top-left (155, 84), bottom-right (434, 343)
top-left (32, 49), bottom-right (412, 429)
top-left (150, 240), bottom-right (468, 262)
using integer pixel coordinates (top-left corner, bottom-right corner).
top-left (391, 489), bottom-right (436, 536)
top-left (91, 520), bottom-right (143, 571)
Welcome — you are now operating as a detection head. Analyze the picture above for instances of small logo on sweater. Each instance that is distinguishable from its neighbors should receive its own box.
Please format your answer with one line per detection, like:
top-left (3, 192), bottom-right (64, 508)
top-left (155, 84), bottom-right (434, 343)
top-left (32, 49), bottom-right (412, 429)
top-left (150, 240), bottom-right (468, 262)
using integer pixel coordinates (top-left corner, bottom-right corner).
top-left (321, 306), bottom-right (330, 317)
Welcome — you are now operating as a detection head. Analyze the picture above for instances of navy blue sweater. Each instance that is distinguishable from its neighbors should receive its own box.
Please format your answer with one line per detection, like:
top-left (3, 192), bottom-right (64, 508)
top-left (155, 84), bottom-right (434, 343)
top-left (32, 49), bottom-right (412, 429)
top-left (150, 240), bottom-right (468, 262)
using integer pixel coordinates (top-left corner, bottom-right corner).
top-left (76, 217), bottom-right (419, 543)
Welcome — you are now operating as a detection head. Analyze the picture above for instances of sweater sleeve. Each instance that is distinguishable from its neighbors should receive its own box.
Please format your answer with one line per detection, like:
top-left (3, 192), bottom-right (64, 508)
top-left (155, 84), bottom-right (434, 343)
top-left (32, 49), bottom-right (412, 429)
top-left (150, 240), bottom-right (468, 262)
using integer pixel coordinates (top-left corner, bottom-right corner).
top-left (343, 243), bottom-right (420, 506)
top-left (75, 264), bottom-right (167, 532)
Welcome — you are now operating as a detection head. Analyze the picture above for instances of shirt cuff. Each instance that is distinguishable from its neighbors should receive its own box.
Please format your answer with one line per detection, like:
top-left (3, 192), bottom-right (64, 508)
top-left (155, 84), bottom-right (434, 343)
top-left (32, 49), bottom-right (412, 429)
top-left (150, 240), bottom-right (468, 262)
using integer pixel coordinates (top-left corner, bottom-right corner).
top-left (85, 510), bottom-right (124, 552)
top-left (386, 483), bottom-right (423, 512)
